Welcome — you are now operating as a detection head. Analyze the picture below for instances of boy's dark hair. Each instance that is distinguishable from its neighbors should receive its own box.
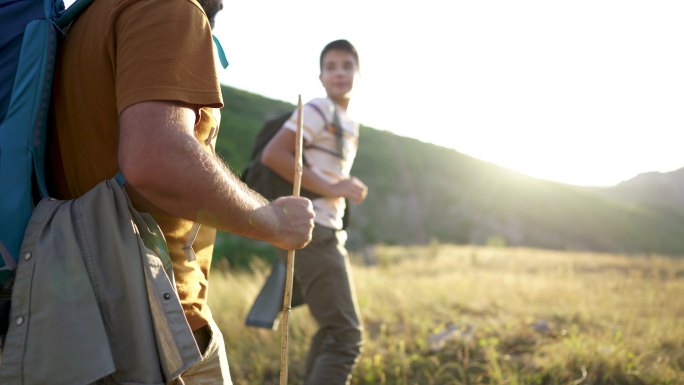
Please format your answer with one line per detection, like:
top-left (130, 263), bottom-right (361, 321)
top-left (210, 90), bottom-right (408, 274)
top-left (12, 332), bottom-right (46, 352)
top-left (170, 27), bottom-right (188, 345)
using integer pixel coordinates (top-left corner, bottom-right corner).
top-left (320, 39), bottom-right (359, 71)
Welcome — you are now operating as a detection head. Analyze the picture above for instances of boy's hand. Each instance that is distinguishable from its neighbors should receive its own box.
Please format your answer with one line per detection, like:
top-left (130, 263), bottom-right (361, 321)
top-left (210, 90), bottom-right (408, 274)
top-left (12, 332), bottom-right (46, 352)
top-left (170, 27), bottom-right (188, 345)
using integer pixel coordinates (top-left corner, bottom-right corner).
top-left (332, 177), bottom-right (368, 204)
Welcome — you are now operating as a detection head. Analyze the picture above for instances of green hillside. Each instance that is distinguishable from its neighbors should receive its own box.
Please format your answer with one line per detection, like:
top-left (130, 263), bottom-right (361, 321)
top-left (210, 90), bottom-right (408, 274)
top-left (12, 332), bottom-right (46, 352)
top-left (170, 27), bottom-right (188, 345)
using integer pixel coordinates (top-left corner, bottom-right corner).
top-left (214, 85), bottom-right (684, 266)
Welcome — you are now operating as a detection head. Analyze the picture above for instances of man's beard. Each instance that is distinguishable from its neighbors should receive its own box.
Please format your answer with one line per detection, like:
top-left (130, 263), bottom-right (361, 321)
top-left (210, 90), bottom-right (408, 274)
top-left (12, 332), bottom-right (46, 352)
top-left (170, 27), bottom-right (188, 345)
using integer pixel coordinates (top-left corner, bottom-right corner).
top-left (197, 0), bottom-right (223, 28)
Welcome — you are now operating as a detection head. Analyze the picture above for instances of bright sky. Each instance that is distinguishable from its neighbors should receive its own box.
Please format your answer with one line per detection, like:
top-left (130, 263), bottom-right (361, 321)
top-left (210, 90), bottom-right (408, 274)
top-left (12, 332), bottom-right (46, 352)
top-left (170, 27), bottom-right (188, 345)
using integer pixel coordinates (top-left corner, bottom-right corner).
top-left (212, 0), bottom-right (684, 187)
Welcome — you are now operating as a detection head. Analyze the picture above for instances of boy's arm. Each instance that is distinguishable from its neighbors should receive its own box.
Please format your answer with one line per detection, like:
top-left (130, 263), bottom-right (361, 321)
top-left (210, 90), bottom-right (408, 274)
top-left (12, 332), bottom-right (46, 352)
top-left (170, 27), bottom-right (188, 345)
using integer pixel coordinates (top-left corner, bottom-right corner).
top-left (261, 128), bottom-right (368, 204)
top-left (118, 101), bottom-right (315, 250)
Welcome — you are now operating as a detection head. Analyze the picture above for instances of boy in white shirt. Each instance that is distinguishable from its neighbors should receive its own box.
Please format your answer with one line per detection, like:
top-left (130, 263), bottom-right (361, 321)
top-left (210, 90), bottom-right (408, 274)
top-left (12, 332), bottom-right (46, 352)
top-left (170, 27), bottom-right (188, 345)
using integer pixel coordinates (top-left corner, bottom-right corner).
top-left (261, 39), bottom-right (367, 385)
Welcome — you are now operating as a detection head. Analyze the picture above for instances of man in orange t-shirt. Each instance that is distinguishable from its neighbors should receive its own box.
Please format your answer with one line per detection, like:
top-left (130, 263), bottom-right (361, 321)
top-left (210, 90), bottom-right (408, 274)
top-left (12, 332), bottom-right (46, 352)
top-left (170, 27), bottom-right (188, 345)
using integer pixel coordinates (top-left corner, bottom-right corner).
top-left (49, 0), bottom-right (314, 383)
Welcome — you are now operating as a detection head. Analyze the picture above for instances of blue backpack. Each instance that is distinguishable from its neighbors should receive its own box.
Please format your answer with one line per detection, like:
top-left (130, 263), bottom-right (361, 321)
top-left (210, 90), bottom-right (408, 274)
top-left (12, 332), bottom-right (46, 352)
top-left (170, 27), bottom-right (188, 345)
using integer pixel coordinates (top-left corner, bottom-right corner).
top-left (0, 0), bottom-right (94, 335)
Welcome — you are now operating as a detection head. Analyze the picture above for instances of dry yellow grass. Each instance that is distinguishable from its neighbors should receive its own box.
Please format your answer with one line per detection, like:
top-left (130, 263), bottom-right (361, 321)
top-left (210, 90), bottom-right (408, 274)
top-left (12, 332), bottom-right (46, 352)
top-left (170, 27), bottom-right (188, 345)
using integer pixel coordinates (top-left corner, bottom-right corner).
top-left (208, 245), bottom-right (684, 385)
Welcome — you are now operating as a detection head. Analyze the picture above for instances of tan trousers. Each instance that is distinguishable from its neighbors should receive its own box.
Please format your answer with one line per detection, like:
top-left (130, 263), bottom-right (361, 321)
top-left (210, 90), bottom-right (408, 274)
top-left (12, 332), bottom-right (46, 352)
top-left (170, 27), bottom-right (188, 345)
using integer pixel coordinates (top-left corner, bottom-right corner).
top-left (172, 319), bottom-right (232, 385)
top-left (95, 319), bottom-right (232, 385)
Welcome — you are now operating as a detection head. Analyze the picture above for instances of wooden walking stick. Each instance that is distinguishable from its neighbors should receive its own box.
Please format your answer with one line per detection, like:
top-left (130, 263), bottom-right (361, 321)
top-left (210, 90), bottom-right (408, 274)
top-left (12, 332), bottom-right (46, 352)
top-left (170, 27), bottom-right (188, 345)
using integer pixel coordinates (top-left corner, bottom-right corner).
top-left (280, 95), bottom-right (304, 385)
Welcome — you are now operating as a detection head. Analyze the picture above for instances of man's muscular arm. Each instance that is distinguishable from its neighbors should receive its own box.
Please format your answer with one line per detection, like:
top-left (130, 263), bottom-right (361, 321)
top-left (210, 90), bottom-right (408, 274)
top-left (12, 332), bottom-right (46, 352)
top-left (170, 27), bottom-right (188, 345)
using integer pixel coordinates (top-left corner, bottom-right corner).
top-left (118, 101), bottom-right (314, 250)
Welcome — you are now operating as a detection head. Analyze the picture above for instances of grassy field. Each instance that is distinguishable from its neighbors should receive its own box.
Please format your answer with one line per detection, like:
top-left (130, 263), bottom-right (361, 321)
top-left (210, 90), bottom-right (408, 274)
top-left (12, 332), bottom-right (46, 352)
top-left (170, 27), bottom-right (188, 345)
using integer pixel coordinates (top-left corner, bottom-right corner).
top-left (208, 245), bottom-right (684, 385)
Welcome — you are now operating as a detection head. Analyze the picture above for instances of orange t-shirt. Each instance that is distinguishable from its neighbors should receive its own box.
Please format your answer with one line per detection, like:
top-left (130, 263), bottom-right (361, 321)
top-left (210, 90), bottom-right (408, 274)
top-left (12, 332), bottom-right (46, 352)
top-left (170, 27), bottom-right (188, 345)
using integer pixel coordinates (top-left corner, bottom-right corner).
top-left (49, 0), bottom-right (224, 330)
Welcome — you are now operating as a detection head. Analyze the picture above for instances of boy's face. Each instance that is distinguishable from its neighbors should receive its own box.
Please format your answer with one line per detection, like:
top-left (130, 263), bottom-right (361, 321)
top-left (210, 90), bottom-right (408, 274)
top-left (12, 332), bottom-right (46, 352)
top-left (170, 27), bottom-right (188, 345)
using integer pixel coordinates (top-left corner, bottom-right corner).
top-left (319, 49), bottom-right (358, 102)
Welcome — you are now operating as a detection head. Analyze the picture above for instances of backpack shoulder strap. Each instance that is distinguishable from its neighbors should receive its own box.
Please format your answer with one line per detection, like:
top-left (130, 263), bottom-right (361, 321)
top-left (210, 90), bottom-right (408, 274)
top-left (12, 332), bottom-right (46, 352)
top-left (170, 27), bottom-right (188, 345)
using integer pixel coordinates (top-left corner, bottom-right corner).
top-left (55, 0), bottom-right (95, 30)
top-left (306, 102), bottom-right (329, 127)
top-left (0, 0), bottom-right (95, 281)
top-left (305, 101), bottom-right (345, 159)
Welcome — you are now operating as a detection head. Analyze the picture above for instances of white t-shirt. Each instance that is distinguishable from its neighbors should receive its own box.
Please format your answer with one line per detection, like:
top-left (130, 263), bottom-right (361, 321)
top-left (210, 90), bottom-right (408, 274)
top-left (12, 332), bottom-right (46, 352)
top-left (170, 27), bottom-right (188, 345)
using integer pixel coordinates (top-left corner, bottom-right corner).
top-left (283, 97), bottom-right (359, 229)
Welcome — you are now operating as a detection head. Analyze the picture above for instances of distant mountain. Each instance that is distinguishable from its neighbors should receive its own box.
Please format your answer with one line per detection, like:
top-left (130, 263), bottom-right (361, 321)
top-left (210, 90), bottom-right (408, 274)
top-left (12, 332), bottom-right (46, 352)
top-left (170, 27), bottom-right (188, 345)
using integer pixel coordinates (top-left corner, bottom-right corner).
top-left (602, 168), bottom-right (684, 214)
top-left (215, 85), bottom-right (684, 262)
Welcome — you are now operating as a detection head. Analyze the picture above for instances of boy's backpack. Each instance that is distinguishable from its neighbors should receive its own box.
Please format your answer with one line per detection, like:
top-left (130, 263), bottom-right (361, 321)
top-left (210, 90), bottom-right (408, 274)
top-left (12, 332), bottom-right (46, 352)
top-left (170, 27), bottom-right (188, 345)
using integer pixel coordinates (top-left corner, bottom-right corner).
top-left (241, 111), bottom-right (322, 202)
top-left (0, 0), bottom-right (95, 336)
top-left (240, 105), bottom-right (351, 228)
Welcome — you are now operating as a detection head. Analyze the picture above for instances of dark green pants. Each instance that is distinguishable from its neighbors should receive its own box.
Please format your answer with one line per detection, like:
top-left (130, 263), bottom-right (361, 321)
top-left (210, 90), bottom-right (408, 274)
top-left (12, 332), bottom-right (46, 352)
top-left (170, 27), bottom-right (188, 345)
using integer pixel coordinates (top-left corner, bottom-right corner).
top-left (279, 226), bottom-right (363, 385)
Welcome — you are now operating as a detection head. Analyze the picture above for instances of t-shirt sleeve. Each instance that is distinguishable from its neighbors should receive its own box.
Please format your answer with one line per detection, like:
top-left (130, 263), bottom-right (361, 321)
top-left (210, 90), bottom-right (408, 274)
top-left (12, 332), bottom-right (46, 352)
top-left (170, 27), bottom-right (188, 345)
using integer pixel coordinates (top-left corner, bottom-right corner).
top-left (113, 0), bottom-right (223, 113)
top-left (283, 100), bottom-right (328, 144)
